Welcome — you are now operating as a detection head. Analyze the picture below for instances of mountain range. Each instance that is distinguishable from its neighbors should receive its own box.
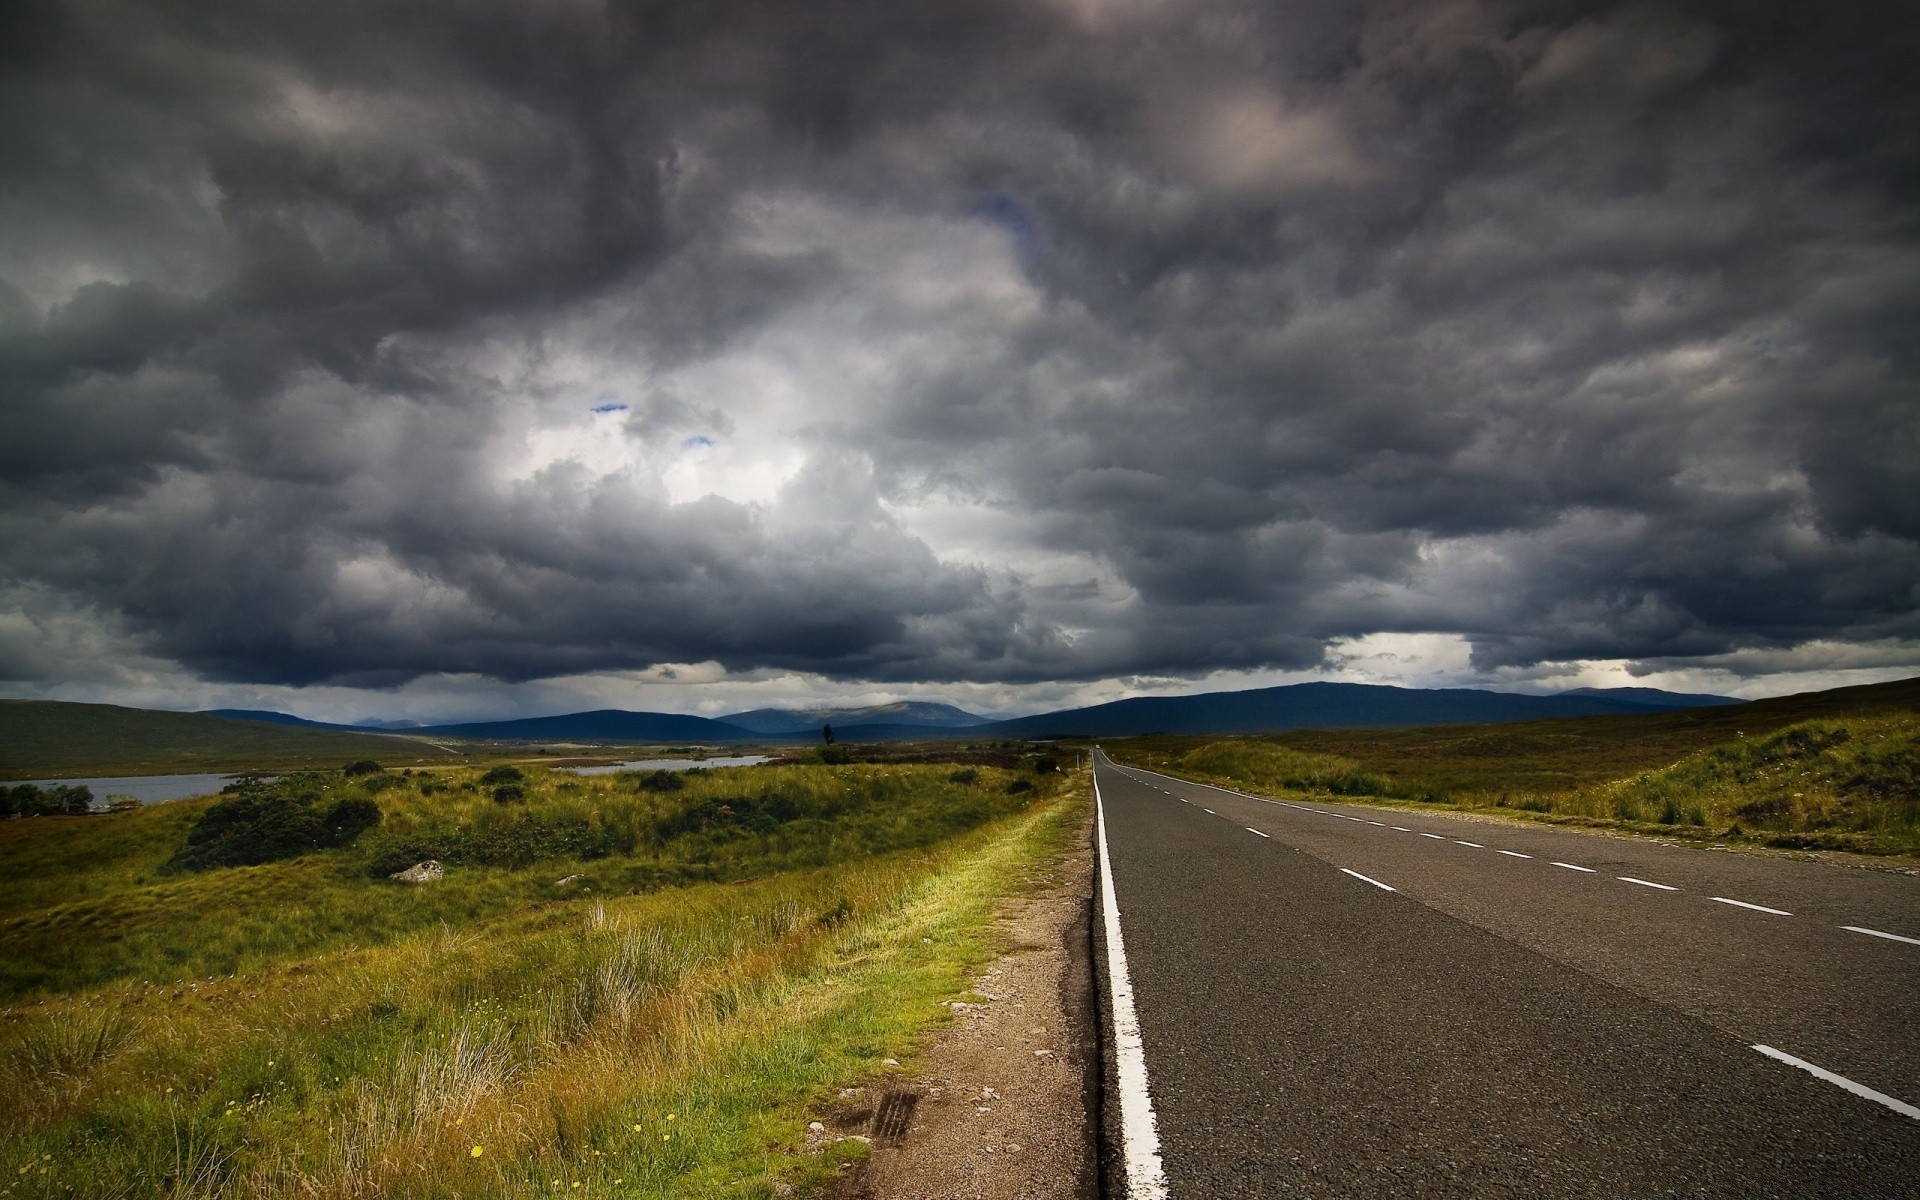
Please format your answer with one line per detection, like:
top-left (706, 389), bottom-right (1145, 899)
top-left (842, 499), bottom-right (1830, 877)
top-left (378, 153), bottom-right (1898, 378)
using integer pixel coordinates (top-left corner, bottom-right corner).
top-left (203, 683), bottom-right (1738, 744)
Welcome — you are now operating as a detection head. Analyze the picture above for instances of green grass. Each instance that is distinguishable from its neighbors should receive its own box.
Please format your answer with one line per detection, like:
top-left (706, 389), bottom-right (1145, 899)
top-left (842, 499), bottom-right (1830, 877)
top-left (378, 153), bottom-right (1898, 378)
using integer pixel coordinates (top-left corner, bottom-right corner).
top-left (1107, 677), bottom-right (1920, 856)
top-left (0, 760), bottom-right (1082, 1198)
top-left (0, 700), bottom-right (459, 777)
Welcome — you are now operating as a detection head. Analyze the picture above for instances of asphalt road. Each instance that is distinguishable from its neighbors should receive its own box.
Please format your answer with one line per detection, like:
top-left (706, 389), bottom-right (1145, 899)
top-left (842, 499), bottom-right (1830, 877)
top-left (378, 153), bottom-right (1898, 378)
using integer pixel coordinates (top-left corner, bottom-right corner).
top-left (1090, 749), bottom-right (1920, 1197)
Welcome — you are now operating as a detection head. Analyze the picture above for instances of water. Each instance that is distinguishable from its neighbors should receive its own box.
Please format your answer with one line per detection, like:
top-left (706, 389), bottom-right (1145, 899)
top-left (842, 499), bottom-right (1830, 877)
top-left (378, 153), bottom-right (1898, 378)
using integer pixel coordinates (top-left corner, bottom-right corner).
top-left (565, 755), bottom-right (775, 777)
top-left (1, 773), bottom-right (237, 808)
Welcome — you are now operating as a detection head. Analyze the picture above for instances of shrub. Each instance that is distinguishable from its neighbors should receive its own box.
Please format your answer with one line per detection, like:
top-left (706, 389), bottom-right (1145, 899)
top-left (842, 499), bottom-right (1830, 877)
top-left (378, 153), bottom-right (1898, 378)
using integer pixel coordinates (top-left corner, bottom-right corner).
top-left (492, 784), bottom-right (526, 804)
top-left (637, 769), bottom-right (685, 793)
top-left (811, 745), bottom-right (854, 765)
top-left (480, 765), bottom-right (525, 785)
top-left (1032, 756), bottom-right (1058, 774)
top-left (6, 783), bottom-right (93, 816)
top-left (947, 769), bottom-right (978, 785)
top-left (342, 760), bottom-right (383, 777)
top-left (166, 777), bottom-right (381, 872)
top-left (1005, 779), bottom-right (1034, 795)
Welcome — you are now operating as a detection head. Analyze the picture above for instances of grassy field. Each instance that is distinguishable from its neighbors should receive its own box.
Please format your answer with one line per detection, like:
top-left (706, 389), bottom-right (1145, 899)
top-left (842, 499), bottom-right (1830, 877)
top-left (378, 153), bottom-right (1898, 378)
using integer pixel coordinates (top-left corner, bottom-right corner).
top-left (0, 758), bottom-right (1081, 1198)
top-left (1106, 676), bottom-right (1920, 856)
top-left (0, 701), bottom-right (460, 778)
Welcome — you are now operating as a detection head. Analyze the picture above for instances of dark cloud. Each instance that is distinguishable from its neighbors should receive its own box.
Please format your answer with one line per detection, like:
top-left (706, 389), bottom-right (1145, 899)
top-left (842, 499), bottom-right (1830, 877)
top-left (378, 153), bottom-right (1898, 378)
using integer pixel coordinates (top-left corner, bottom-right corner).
top-left (1, 0), bottom-right (1915, 699)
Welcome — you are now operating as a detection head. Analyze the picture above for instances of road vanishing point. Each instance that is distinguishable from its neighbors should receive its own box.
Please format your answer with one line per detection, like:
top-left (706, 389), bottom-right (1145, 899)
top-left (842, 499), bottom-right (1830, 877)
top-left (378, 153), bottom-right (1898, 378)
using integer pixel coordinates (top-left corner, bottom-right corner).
top-left (1089, 749), bottom-right (1920, 1197)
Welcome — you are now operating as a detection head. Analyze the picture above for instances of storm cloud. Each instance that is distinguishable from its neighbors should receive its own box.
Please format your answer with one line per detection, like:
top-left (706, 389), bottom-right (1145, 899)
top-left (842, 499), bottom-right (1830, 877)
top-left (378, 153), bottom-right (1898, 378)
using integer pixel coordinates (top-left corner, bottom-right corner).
top-left (1, 0), bottom-right (1915, 709)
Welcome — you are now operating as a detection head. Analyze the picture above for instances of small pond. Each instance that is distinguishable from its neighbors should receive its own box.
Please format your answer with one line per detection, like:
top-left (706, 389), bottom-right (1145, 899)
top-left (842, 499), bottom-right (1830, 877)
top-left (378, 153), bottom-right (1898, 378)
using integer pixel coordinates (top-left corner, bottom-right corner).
top-left (0, 773), bottom-right (237, 809)
top-left (565, 755), bottom-right (775, 777)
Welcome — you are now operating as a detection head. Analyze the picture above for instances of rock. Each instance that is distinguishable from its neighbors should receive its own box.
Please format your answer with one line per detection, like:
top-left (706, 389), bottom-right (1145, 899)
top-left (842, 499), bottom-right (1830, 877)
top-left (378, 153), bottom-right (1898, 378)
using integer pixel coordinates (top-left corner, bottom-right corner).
top-left (554, 874), bottom-right (592, 889)
top-left (389, 860), bottom-right (444, 884)
top-left (881, 1058), bottom-right (901, 1068)
top-left (808, 1121), bottom-right (827, 1134)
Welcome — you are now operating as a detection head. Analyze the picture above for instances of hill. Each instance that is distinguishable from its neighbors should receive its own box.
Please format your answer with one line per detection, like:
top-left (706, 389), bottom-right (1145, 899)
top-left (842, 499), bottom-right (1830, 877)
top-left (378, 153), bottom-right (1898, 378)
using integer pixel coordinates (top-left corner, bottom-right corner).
top-left (0, 701), bottom-right (455, 777)
top-left (978, 680), bottom-right (1736, 738)
top-left (722, 701), bottom-right (989, 735)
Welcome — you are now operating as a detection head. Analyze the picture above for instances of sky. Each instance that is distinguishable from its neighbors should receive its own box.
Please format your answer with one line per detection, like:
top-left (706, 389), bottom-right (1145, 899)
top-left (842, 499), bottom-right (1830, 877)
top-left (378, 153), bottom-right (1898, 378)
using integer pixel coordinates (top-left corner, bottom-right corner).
top-left (1, 0), bottom-right (1915, 725)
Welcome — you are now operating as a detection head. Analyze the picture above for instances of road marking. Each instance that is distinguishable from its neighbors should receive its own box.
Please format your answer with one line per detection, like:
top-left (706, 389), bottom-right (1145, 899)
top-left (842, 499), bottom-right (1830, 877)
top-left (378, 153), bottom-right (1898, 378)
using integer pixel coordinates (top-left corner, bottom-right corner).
top-left (1340, 868), bottom-right (1397, 893)
top-left (1421, 832), bottom-right (1445, 840)
top-left (1092, 767), bottom-right (1172, 1196)
top-left (1619, 876), bottom-right (1678, 891)
top-left (1203, 808), bottom-right (1216, 815)
top-left (1454, 840), bottom-right (1483, 848)
top-left (1367, 820), bottom-right (1386, 826)
top-left (1552, 862), bottom-right (1596, 873)
top-left (1842, 925), bottom-right (1920, 947)
top-left (1711, 897), bottom-right (1791, 917)
top-left (1496, 850), bottom-right (1533, 859)
top-left (1391, 826), bottom-right (1411, 832)
top-left (1751, 1045), bottom-right (1920, 1121)
top-left (1344, 816), bottom-right (1366, 822)
top-left (1246, 827), bottom-right (1271, 838)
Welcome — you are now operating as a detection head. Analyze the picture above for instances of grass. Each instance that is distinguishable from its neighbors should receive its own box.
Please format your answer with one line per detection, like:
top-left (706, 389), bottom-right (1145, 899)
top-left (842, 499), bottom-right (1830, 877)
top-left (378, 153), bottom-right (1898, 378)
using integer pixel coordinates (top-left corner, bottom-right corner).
top-left (0, 701), bottom-right (459, 778)
top-left (0, 760), bottom-right (1082, 1197)
top-left (1106, 677), bottom-right (1920, 856)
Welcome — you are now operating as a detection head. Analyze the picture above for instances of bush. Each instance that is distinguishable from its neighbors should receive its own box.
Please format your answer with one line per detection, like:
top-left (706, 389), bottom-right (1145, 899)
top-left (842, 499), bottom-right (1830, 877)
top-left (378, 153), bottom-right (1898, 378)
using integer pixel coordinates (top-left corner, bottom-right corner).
top-left (1032, 756), bottom-right (1058, 774)
top-left (492, 784), bottom-right (526, 804)
top-left (1005, 779), bottom-right (1034, 795)
top-left (811, 745), bottom-right (854, 765)
top-left (480, 765), bottom-right (525, 785)
top-left (637, 770), bottom-right (685, 793)
top-left (166, 777), bottom-right (381, 872)
top-left (947, 769), bottom-right (978, 785)
top-left (342, 760), bottom-right (383, 777)
top-left (5, 783), bottom-right (93, 817)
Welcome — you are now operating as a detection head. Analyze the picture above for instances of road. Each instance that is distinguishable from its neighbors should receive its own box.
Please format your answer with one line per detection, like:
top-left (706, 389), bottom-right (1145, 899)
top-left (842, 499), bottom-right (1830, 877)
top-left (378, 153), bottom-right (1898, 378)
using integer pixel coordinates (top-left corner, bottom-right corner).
top-left (1090, 749), bottom-right (1920, 1197)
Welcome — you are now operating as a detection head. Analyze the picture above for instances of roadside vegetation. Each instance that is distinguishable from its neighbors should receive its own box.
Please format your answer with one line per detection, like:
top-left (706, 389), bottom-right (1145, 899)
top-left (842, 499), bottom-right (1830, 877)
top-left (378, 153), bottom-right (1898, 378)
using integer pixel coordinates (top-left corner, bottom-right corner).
top-left (0, 757), bottom-right (1080, 1198)
top-left (1112, 679), bottom-right (1920, 856)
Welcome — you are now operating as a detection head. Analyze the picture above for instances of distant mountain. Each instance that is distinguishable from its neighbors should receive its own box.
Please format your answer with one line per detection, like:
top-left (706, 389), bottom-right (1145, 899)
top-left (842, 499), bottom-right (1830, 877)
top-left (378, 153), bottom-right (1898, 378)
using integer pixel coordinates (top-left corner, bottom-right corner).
top-left (203, 708), bottom-right (361, 732)
top-left (975, 681), bottom-right (1748, 739)
top-left (722, 701), bottom-right (988, 735)
top-left (1559, 687), bottom-right (1738, 709)
top-left (416, 709), bottom-right (756, 742)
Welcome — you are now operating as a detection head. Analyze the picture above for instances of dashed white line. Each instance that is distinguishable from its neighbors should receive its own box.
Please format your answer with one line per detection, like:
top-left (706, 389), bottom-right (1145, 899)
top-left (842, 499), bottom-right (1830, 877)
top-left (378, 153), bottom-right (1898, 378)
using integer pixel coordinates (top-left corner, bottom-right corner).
top-left (1496, 850), bottom-right (1533, 859)
top-left (1367, 820), bottom-right (1386, 826)
top-left (1421, 832), bottom-right (1445, 840)
top-left (1092, 770), bottom-right (1172, 1196)
top-left (1339, 868), bottom-right (1397, 893)
top-left (1203, 808), bottom-right (1216, 815)
top-left (1619, 876), bottom-right (1679, 891)
top-left (1344, 816), bottom-right (1366, 823)
top-left (1711, 897), bottom-right (1791, 917)
top-left (1751, 1045), bottom-right (1920, 1121)
top-left (1842, 925), bottom-right (1920, 947)
top-left (1391, 826), bottom-right (1411, 832)
top-left (1552, 862), bottom-right (1596, 873)
top-left (1454, 840), bottom-right (1484, 848)
top-left (1246, 827), bottom-right (1271, 838)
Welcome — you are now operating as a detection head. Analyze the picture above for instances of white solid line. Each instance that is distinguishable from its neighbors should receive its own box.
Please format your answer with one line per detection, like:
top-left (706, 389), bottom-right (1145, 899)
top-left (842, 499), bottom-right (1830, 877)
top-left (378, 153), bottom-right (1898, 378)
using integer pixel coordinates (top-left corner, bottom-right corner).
top-left (1751, 1045), bottom-right (1920, 1121)
top-left (1340, 867), bottom-right (1397, 893)
top-left (1552, 862), bottom-right (1597, 873)
top-left (1455, 840), bottom-right (1484, 848)
top-left (1421, 832), bottom-right (1445, 840)
top-left (1092, 766), bottom-right (1172, 1196)
top-left (1391, 826), bottom-right (1411, 832)
top-left (1841, 925), bottom-right (1920, 947)
top-left (1711, 896), bottom-right (1792, 917)
top-left (1619, 876), bottom-right (1679, 891)
top-left (1246, 827), bottom-right (1271, 838)
top-left (1496, 850), bottom-right (1533, 859)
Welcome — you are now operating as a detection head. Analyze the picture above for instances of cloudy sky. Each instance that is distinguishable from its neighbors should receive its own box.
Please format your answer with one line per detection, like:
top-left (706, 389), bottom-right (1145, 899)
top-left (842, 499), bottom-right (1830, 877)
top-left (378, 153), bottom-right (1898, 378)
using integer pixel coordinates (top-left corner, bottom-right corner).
top-left (1, 0), bottom-right (1915, 724)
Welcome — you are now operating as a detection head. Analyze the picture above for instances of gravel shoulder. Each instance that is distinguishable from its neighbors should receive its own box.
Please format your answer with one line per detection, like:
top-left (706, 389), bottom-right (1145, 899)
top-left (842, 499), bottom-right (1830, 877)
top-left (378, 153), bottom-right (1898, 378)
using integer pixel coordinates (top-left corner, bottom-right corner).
top-left (828, 796), bottom-right (1097, 1200)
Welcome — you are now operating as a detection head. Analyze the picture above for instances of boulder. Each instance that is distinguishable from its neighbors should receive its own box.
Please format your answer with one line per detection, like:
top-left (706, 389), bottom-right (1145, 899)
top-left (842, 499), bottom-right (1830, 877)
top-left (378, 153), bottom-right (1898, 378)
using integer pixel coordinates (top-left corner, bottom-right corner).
top-left (390, 860), bottom-right (444, 884)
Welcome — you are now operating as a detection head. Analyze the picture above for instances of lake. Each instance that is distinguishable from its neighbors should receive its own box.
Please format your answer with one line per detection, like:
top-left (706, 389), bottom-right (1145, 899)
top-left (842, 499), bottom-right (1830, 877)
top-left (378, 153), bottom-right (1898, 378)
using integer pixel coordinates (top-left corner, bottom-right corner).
top-left (565, 755), bottom-right (776, 776)
top-left (1, 773), bottom-right (237, 808)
